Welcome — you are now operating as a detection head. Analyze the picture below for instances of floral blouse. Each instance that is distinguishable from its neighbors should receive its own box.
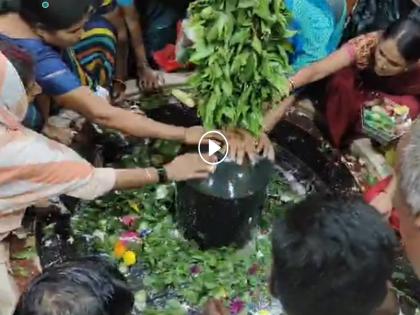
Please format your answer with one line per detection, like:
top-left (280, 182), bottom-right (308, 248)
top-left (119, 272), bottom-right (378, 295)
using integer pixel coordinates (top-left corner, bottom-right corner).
top-left (343, 32), bottom-right (380, 70)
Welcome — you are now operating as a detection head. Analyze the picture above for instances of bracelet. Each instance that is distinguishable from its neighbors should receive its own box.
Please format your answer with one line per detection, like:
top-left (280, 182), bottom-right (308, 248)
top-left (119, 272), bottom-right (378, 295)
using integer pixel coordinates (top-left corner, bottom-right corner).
top-left (288, 78), bottom-right (296, 92)
top-left (144, 168), bottom-right (154, 182)
top-left (157, 167), bottom-right (168, 183)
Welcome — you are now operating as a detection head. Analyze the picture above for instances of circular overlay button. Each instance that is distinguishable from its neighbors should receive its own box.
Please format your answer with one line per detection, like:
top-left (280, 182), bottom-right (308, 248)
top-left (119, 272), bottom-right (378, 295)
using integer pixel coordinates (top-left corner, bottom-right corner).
top-left (198, 131), bottom-right (229, 165)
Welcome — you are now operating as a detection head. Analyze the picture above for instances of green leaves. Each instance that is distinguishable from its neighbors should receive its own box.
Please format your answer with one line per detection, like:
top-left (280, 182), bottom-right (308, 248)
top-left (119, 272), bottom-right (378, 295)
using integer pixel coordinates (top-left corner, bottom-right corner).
top-left (188, 0), bottom-right (293, 135)
top-left (238, 0), bottom-right (257, 9)
top-left (251, 35), bottom-right (262, 54)
top-left (255, 0), bottom-right (273, 22)
top-left (70, 140), bottom-right (302, 313)
top-left (189, 45), bottom-right (214, 63)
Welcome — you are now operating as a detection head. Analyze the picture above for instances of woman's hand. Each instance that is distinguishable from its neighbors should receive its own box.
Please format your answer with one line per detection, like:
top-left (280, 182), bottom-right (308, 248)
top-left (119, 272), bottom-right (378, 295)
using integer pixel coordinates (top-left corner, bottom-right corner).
top-left (256, 132), bottom-right (275, 161)
top-left (183, 126), bottom-right (223, 145)
top-left (164, 153), bottom-right (217, 181)
top-left (138, 66), bottom-right (163, 91)
top-left (263, 95), bottom-right (296, 133)
top-left (225, 128), bottom-right (257, 164)
top-left (225, 129), bottom-right (275, 164)
top-left (202, 299), bottom-right (229, 315)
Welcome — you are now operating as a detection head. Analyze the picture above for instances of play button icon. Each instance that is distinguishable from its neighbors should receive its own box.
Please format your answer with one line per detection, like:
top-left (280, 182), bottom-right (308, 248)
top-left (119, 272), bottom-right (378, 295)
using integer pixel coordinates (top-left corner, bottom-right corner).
top-left (198, 131), bottom-right (229, 165)
top-left (208, 140), bottom-right (221, 157)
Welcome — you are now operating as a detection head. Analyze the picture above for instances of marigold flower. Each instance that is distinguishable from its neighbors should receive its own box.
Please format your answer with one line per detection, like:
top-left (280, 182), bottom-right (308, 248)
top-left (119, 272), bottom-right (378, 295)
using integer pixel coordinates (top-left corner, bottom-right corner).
top-left (123, 250), bottom-right (137, 266)
top-left (113, 241), bottom-right (127, 259)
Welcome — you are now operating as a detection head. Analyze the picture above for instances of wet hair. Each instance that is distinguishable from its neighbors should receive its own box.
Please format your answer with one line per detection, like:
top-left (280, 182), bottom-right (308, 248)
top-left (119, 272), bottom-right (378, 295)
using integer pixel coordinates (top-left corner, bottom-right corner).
top-left (0, 40), bottom-right (34, 88)
top-left (19, 0), bottom-right (92, 30)
top-left (382, 7), bottom-right (420, 63)
top-left (271, 195), bottom-right (396, 315)
top-left (14, 256), bottom-right (134, 315)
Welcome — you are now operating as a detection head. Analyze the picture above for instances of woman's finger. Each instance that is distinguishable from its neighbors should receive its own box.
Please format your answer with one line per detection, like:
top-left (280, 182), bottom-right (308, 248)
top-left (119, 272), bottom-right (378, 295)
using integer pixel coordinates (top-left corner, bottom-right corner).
top-left (228, 141), bottom-right (236, 161)
top-left (232, 144), bottom-right (239, 164)
top-left (246, 147), bottom-right (257, 164)
top-left (269, 146), bottom-right (275, 161)
top-left (144, 81), bottom-right (151, 91)
top-left (204, 165), bottom-right (216, 173)
top-left (263, 144), bottom-right (270, 158)
top-left (256, 139), bottom-right (264, 153)
top-left (198, 154), bottom-right (218, 165)
top-left (158, 74), bottom-right (165, 86)
top-left (140, 80), bottom-right (146, 90)
top-left (152, 77), bottom-right (160, 90)
top-left (146, 80), bottom-right (154, 91)
top-left (191, 172), bottom-right (211, 180)
top-left (237, 145), bottom-right (245, 165)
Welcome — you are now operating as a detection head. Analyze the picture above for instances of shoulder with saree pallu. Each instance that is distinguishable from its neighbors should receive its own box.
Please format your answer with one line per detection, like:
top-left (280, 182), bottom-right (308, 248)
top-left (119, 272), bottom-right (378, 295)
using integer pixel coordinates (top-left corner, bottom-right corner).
top-left (343, 32), bottom-right (381, 70)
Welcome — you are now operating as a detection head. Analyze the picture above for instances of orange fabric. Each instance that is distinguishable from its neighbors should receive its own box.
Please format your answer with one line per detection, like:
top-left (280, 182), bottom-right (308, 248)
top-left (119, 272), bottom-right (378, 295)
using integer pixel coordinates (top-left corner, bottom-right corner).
top-left (0, 162), bottom-right (93, 185)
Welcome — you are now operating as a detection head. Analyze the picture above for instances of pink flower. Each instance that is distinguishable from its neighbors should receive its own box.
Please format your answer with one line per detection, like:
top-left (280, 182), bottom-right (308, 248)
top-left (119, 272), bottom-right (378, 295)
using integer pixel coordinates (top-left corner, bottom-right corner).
top-left (119, 231), bottom-right (140, 244)
top-left (230, 298), bottom-right (245, 314)
top-left (121, 215), bottom-right (137, 227)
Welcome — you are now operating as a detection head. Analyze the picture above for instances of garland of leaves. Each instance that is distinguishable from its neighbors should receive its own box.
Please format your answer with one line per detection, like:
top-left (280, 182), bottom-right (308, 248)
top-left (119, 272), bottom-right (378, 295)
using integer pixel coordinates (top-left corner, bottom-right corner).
top-left (187, 0), bottom-right (294, 135)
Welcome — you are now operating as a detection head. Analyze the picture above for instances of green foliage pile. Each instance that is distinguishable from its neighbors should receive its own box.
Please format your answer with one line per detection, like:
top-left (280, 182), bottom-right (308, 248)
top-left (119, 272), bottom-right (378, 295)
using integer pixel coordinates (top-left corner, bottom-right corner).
top-left (188, 0), bottom-right (294, 135)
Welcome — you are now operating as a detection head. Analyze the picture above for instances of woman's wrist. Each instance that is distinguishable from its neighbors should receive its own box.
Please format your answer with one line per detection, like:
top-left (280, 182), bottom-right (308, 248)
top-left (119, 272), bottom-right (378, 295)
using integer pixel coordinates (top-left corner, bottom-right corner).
top-left (288, 77), bottom-right (296, 93)
top-left (137, 59), bottom-right (150, 71)
top-left (176, 127), bottom-right (188, 142)
top-left (157, 125), bottom-right (187, 142)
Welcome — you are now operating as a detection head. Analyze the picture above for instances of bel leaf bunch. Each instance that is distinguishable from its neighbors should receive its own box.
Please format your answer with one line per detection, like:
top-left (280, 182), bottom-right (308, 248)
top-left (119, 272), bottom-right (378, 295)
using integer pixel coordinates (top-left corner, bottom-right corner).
top-left (188, 0), bottom-right (294, 135)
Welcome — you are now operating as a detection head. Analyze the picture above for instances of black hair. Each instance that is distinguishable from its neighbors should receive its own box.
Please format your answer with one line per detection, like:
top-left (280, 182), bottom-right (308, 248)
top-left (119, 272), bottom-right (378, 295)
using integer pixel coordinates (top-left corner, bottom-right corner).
top-left (0, 0), bottom-right (20, 13)
top-left (19, 0), bottom-right (92, 30)
top-left (14, 256), bottom-right (134, 315)
top-left (0, 40), bottom-right (34, 88)
top-left (271, 195), bottom-right (396, 315)
top-left (383, 7), bottom-right (420, 63)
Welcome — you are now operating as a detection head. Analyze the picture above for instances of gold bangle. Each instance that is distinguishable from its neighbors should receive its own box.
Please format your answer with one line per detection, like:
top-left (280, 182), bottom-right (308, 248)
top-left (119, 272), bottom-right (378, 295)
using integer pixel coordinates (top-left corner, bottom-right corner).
top-left (144, 168), bottom-right (155, 183)
top-left (288, 78), bottom-right (296, 92)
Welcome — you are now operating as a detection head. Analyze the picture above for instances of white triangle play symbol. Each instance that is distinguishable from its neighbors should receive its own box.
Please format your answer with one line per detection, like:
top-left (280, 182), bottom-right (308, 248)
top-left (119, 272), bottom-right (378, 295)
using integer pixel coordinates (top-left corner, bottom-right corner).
top-left (208, 140), bottom-right (221, 156)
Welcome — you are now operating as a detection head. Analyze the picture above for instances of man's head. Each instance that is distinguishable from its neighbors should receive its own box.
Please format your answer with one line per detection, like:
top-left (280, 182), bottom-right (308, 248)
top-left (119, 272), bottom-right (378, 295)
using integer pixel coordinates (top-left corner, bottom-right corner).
top-left (396, 120), bottom-right (420, 226)
top-left (395, 120), bottom-right (420, 277)
top-left (14, 257), bottom-right (134, 315)
top-left (270, 195), bottom-right (396, 315)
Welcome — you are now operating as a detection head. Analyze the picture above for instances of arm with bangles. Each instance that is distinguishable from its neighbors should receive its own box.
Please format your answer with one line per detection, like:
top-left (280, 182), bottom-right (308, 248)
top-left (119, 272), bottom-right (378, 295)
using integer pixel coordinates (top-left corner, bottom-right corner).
top-left (263, 47), bottom-right (353, 133)
top-left (55, 86), bottom-right (275, 163)
top-left (0, 125), bottom-right (214, 212)
top-left (113, 153), bottom-right (216, 190)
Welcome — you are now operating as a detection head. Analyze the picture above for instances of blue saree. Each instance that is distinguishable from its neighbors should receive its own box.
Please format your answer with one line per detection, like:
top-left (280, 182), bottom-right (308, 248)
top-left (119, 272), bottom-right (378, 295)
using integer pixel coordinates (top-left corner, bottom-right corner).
top-left (286, 0), bottom-right (347, 72)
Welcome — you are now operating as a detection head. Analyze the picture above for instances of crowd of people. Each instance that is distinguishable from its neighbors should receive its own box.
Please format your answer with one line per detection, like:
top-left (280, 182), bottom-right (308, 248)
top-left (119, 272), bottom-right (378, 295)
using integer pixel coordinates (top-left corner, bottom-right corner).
top-left (0, 0), bottom-right (420, 314)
